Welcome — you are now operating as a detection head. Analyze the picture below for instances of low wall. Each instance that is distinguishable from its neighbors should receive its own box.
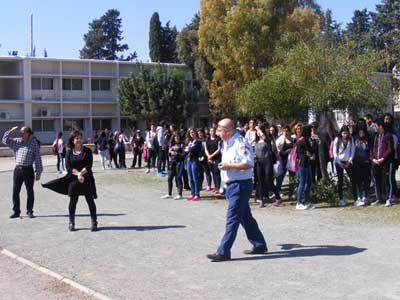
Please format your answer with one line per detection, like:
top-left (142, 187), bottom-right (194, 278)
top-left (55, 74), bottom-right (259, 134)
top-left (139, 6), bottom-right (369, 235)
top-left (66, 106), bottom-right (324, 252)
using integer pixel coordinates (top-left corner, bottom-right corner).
top-left (0, 144), bottom-right (96, 157)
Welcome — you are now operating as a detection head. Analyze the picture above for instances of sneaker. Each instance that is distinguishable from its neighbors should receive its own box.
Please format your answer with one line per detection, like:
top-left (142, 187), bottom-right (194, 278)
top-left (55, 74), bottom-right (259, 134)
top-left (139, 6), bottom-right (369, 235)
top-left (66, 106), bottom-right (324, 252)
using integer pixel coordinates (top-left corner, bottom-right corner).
top-left (205, 186), bottom-right (212, 192)
top-left (355, 200), bottom-right (366, 207)
top-left (192, 196), bottom-right (200, 201)
top-left (174, 195), bottom-right (183, 200)
top-left (145, 169), bottom-right (150, 174)
top-left (338, 199), bottom-right (347, 207)
top-left (157, 172), bottom-right (166, 177)
top-left (151, 168), bottom-right (155, 172)
top-left (296, 203), bottom-right (307, 210)
top-left (272, 200), bottom-right (282, 207)
top-left (161, 194), bottom-right (172, 199)
top-left (371, 200), bottom-right (381, 206)
top-left (385, 200), bottom-right (392, 207)
top-left (362, 197), bottom-right (368, 205)
top-left (305, 202), bottom-right (315, 209)
top-left (187, 195), bottom-right (194, 201)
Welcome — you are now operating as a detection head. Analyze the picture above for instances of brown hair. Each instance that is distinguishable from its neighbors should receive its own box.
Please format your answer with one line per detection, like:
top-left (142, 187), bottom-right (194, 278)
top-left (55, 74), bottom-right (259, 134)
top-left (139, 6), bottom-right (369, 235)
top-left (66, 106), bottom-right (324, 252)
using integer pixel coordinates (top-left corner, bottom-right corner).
top-left (68, 130), bottom-right (82, 149)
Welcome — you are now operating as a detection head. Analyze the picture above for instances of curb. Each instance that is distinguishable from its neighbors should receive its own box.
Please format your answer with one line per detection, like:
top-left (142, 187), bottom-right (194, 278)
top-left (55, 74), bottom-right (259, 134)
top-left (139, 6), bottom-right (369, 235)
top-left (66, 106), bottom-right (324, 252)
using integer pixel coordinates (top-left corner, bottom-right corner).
top-left (0, 247), bottom-right (114, 300)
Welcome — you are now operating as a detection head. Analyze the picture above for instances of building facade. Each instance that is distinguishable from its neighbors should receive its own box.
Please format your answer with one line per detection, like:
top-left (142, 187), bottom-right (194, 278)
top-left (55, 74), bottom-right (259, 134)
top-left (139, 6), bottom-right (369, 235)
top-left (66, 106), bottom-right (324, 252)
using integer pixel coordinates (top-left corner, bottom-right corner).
top-left (0, 56), bottom-right (207, 144)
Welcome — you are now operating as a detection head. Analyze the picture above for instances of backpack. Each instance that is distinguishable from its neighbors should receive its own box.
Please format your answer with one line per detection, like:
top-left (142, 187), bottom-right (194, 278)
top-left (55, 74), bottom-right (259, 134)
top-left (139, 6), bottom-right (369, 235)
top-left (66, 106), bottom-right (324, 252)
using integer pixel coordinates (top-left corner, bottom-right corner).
top-left (99, 138), bottom-right (108, 151)
top-left (288, 137), bottom-right (303, 173)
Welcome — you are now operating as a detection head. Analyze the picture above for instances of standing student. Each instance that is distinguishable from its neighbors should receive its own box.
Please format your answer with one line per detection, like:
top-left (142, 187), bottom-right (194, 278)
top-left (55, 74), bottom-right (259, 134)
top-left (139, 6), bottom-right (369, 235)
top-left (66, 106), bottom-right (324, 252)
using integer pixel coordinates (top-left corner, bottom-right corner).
top-left (43, 130), bottom-right (98, 231)
top-left (333, 125), bottom-right (357, 206)
top-left (161, 133), bottom-right (185, 200)
top-left (275, 125), bottom-right (295, 199)
top-left (353, 126), bottom-right (371, 206)
top-left (108, 132), bottom-right (119, 168)
top-left (254, 125), bottom-right (281, 207)
top-left (98, 131), bottom-right (110, 170)
top-left (156, 121), bottom-right (168, 177)
top-left (145, 124), bottom-right (157, 173)
top-left (130, 130), bottom-right (144, 168)
top-left (206, 119), bottom-right (267, 262)
top-left (383, 113), bottom-right (399, 204)
top-left (185, 128), bottom-right (203, 201)
top-left (205, 127), bottom-right (222, 194)
top-left (197, 129), bottom-right (212, 191)
top-left (370, 119), bottom-right (393, 207)
top-left (2, 126), bottom-right (43, 219)
top-left (116, 130), bottom-right (128, 169)
top-left (296, 125), bottom-right (315, 210)
top-left (53, 131), bottom-right (65, 174)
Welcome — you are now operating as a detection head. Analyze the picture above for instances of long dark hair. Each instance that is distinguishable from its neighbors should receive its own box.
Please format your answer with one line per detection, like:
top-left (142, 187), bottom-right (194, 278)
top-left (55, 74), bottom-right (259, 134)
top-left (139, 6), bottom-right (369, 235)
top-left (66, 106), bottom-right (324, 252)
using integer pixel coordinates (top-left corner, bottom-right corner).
top-left (68, 130), bottom-right (82, 149)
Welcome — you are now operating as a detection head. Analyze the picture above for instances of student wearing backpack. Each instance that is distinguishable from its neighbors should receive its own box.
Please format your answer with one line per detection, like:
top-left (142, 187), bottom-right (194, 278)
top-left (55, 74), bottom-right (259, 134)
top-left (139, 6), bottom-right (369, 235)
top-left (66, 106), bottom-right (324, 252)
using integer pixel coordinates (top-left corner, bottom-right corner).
top-left (295, 125), bottom-right (315, 210)
top-left (98, 131), bottom-right (110, 170)
top-left (333, 125), bottom-right (357, 207)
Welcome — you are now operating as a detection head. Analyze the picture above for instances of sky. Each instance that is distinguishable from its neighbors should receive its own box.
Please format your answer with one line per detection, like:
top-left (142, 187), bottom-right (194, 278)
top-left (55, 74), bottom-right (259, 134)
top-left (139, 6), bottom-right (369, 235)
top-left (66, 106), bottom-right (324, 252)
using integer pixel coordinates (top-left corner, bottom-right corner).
top-left (0, 0), bottom-right (383, 61)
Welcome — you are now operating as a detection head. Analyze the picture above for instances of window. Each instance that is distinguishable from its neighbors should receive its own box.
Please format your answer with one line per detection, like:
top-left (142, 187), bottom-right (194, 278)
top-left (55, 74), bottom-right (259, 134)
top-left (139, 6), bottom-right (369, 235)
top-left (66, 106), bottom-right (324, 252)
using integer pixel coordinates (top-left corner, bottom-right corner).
top-left (120, 118), bottom-right (135, 130)
top-left (32, 78), bottom-right (41, 90)
top-left (63, 119), bottom-right (84, 131)
top-left (32, 119), bottom-right (55, 132)
top-left (91, 80), bottom-right (100, 91)
top-left (100, 80), bottom-right (110, 91)
top-left (42, 78), bottom-right (53, 90)
top-left (91, 79), bottom-right (111, 91)
top-left (92, 119), bottom-right (112, 131)
top-left (32, 78), bottom-right (53, 90)
top-left (72, 79), bottom-right (83, 90)
top-left (63, 79), bottom-right (83, 91)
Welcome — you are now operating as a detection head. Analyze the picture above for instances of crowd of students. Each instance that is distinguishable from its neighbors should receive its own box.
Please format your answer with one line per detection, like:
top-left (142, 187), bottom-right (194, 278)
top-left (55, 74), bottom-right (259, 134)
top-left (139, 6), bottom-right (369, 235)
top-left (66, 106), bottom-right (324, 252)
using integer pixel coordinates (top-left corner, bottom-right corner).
top-left (72, 112), bottom-right (399, 210)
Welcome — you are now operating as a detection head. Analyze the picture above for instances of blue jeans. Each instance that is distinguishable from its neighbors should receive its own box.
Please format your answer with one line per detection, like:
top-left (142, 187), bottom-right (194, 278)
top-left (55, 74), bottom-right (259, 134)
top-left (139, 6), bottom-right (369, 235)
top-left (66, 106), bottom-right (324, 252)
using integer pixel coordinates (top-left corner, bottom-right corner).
top-left (217, 179), bottom-right (267, 257)
top-left (296, 166), bottom-right (312, 204)
top-left (187, 159), bottom-right (200, 197)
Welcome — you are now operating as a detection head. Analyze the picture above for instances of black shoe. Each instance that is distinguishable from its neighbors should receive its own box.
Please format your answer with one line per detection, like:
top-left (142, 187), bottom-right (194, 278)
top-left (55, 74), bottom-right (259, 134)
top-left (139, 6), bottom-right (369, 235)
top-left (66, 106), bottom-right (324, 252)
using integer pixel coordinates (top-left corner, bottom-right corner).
top-left (243, 247), bottom-right (268, 255)
top-left (68, 223), bottom-right (75, 232)
top-left (91, 220), bottom-right (98, 232)
top-left (27, 211), bottom-right (35, 219)
top-left (9, 213), bottom-right (20, 219)
top-left (206, 253), bottom-right (231, 262)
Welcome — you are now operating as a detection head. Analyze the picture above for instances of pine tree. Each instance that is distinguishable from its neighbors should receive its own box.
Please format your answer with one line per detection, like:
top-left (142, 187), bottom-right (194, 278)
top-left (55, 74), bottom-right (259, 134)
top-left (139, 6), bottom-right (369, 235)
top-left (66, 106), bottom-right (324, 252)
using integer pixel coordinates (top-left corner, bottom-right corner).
top-left (80, 9), bottom-right (136, 60)
top-left (345, 9), bottom-right (372, 53)
top-left (149, 12), bottom-right (162, 62)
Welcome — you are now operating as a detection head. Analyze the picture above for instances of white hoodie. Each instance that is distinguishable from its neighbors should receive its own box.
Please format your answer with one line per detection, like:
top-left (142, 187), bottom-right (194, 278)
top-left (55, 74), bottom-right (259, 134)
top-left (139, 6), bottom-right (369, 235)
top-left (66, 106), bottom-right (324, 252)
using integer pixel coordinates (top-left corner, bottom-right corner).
top-left (333, 136), bottom-right (355, 164)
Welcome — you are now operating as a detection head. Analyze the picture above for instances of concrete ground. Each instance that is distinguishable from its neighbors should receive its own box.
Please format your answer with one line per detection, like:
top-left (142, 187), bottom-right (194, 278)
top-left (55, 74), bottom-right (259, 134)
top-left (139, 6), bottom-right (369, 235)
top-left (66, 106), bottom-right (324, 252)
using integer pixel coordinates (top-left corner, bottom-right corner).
top-left (0, 153), bottom-right (400, 300)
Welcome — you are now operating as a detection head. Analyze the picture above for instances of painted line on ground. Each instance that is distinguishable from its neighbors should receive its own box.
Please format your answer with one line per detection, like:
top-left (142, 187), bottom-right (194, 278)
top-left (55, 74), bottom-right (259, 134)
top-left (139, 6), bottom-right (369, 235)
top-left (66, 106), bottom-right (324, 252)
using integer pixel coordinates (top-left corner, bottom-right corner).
top-left (0, 247), bottom-right (114, 300)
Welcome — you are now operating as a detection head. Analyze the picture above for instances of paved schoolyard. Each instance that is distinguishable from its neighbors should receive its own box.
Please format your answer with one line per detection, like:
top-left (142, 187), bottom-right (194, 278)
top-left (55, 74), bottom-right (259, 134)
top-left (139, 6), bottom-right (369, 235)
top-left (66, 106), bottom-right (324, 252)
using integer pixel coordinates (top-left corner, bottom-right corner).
top-left (0, 154), bottom-right (400, 300)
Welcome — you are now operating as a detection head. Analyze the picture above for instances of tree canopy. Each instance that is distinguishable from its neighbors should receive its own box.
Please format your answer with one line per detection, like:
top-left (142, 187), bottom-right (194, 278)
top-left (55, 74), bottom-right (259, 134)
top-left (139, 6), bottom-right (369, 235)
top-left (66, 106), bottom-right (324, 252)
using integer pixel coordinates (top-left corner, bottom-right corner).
top-left (80, 9), bottom-right (136, 61)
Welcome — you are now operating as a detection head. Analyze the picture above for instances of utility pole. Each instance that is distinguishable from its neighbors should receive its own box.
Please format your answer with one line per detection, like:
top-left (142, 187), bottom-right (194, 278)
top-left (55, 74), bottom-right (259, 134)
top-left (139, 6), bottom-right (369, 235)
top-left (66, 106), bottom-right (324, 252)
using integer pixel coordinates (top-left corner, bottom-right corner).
top-left (31, 14), bottom-right (33, 57)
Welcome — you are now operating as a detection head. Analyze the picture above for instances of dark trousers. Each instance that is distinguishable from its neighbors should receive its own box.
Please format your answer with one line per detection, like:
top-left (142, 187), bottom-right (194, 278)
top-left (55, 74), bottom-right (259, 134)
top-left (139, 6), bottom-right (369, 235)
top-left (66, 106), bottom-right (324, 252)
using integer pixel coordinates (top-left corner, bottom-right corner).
top-left (132, 150), bottom-right (142, 168)
top-left (390, 161), bottom-right (398, 197)
top-left (255, 159), bottom-right (279, 200)
top-left (168, 161), bottom-right (184, 196)
top-left (157, 148), bottom-right (167, 172)
top-left (353, 161), bottom-right (371, 199)
top-left (56, 153), bottom-right (64, 172)
top-left (209, 160), bottom-right (221, 190)
top-left (109, 150), bottom-right (119, 168)
top-left (336, 163), bottom-right (357, 201)
top-left (310, 159), bottom-right (322, 183)
top-left (147, 149), bottom-right (157, 169)
top-left (199, 160), bottom-right (212, 188)
top-left (372, 163), bottom-right (390, 202)
top-left (12, 166), bottom-right (35, 214)
top-left (182, 168), bottom-right (190, 190)
top-left (116, 147), bottom-right (126, 168)
top-left (69, 195), bottom-right (97, 223)
top-left (217, 179), bottom-right (266, 257)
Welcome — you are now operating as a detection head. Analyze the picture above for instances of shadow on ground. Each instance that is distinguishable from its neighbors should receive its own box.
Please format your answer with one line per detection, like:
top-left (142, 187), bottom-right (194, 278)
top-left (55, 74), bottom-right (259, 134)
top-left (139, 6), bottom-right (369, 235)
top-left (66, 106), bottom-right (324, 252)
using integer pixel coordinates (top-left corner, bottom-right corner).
top-left (231, 243), bottom-right (367, 261)
top-left (98, 225), bottom-right (186, 231)
top-left (35, 213), bottom-right (126, 218)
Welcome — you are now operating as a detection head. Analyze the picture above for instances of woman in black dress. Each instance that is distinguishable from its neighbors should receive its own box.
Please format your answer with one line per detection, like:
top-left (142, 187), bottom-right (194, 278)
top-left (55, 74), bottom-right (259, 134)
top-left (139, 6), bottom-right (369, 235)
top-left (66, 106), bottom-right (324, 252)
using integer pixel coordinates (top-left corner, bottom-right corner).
top-left (43, 130), bottom-right (98, 232)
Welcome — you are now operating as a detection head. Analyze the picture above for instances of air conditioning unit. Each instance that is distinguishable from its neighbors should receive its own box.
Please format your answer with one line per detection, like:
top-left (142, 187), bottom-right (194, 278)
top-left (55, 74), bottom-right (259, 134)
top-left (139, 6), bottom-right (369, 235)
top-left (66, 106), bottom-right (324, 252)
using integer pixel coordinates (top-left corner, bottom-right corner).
top-left (40, 108), bottom-right (51, 117)
top-left (0, 111), bottom-right (11, 120)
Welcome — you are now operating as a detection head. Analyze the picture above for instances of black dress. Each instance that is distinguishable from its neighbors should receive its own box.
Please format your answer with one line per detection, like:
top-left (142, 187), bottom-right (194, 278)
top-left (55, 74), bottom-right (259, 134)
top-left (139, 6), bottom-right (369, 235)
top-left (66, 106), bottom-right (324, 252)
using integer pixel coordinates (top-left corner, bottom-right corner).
top-left (42, 147), bottom-right (97, 198)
